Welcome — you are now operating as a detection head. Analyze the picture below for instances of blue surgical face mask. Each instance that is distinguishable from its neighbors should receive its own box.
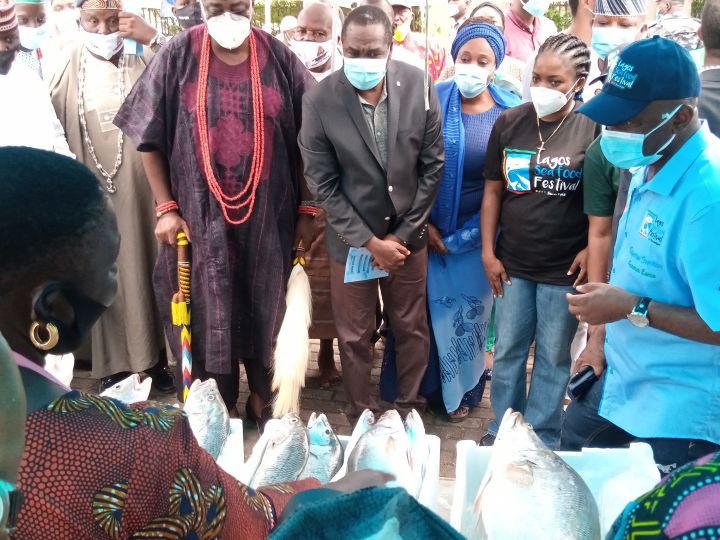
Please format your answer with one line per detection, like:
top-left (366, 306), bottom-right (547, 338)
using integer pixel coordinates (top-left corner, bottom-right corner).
top-left (454, 63), bottom-right (490, 98)
top-left (591, 26), bottom-right (637, 60)
top-left (343, 55), bottom-right (388, 91)
top-left (522, 0), bottom-right (550, 18)
top-left (599, 105), bottom-right (682, 169)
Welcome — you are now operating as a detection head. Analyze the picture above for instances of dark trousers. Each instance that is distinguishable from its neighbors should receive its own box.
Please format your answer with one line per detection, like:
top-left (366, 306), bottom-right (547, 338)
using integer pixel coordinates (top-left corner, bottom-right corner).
top-left (330, 248), bottom-right (430, 418)
top-left (561, 374), bottom-right (720, 472)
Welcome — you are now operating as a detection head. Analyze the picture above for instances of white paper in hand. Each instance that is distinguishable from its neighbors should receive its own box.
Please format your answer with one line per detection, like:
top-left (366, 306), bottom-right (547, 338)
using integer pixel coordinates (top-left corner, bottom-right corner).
top-left (344, 247), bottom-right (388, 283)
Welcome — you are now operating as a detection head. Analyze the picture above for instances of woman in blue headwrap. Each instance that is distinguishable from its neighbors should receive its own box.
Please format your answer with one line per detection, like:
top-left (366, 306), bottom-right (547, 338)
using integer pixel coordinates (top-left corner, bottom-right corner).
top-left (425, 20), bottom-right (519, 421)
top-left (380, 20), bottom-right (519, 422)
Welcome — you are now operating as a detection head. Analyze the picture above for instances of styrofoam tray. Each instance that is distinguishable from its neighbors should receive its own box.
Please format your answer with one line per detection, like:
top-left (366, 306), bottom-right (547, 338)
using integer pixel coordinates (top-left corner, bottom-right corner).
top-left (450, 441), bottom-right (660, 539)
top-left (216, 419), bottom-right (244, 479)
top-left (338, 434), bottom-right (441, 512)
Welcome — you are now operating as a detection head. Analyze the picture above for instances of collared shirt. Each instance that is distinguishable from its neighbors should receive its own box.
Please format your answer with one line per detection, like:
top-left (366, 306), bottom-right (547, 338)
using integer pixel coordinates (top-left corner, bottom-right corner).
top-left (358, 80), bottom-right (389, 170)
top-left (601, 123), bottom-right (720, 444)
top-left (504, 10), bottom-right (557, 63)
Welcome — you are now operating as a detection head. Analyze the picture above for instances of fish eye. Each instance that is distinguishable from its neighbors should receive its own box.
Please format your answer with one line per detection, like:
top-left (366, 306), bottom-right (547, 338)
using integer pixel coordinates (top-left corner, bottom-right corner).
top-left (207, 394), bottom-right (215, 401)
top-left (325, 429), bottom-right (331, 435)
top-left (291, 417), bottom-right (298, 423)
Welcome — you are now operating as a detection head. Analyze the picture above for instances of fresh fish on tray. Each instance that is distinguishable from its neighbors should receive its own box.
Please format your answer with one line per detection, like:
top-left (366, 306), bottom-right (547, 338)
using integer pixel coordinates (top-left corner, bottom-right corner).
top-left (248, 412), bottom-right (309, 488)
top-left (346, 410), bottom-right (419, 496)
top-left (474, 408), bottom-right (601, 540)
top-left (299, 412), bottom-right (344, 484)
top-left (183, 378), bottom-right (230, 460)
top-left (100, 373), bottom-right (152, 404)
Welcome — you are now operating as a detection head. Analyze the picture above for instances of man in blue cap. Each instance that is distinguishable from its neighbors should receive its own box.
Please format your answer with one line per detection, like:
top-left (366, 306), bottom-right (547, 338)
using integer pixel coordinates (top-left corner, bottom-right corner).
top-left (562, 36), bottom-right (720, 472)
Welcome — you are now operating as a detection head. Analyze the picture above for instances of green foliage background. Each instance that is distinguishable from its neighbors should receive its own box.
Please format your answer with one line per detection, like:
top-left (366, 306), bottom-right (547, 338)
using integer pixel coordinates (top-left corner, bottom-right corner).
top-left (157, 0), bottom-right (706, 38)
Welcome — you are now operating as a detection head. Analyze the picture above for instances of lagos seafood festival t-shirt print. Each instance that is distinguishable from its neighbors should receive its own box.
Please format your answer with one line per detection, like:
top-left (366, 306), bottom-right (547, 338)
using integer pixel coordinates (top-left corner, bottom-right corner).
top-left (483, 102), bottom-right (598, 285)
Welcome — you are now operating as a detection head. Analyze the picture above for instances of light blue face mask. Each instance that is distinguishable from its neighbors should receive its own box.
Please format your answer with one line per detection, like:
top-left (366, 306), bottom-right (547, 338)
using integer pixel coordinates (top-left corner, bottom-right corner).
top-left (343, 55), bottom-right (388, 91)
top-left (600, 105), bottom-right (683, 169)
top-left (454, 63), bottom-right (490, 98)
top-left (522, 0), bottom-right (550, 17)
top-left (591, 26), bottom-right (637, 60)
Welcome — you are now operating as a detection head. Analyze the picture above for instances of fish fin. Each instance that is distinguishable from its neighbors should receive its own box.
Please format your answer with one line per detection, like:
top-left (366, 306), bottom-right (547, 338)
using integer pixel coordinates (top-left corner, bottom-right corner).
top-left (271, 265), bottom-right (312, 417)
top-left (504, 460), bottom-right (535, 486)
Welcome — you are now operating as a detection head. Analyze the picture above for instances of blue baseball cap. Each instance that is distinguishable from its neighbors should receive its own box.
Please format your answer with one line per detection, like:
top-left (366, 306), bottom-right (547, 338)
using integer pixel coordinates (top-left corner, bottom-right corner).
top-left (577, 36), bottom-right (700, 126)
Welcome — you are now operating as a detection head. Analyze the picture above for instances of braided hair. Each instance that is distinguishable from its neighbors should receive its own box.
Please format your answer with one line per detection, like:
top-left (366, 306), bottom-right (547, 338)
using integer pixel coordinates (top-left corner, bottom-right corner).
top-left (537, 33), bottom-right (591, 83)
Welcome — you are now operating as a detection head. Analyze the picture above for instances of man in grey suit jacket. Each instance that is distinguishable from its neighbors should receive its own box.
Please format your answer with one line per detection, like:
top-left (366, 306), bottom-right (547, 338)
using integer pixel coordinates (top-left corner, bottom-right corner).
top-left (299, 5), bottom-right (444, 421)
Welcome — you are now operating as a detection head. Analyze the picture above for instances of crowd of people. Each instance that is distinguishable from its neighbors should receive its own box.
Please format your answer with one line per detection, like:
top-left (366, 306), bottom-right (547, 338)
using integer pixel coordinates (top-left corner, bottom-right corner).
top-left (0, 0), bottom-right (719, 535)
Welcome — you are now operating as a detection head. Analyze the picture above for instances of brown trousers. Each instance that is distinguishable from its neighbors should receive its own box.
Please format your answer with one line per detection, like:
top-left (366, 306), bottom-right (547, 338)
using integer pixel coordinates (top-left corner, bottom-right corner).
top-left (330, 248), bottom-right (429, 418)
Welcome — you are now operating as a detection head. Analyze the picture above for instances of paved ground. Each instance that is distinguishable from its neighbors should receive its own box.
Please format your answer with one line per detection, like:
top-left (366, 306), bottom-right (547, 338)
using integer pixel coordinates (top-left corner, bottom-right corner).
top-left (72, 339), bottom-right (505, 478)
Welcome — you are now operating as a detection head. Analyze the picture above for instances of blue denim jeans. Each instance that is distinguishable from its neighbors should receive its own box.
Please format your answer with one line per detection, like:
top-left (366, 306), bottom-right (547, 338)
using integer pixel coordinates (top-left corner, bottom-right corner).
top-left (561, 374), bottom-right (720, 472)
top-left (488, 276), bottom-right (578, 449)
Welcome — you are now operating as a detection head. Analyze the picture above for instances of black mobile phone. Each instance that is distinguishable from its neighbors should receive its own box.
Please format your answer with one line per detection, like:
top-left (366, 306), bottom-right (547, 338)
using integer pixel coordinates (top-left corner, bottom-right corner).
top-left (567, 366), bottom-right (598, 400)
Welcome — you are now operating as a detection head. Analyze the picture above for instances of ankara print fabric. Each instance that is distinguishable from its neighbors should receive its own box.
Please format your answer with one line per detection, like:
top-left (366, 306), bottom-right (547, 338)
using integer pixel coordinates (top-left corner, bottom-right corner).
top-left (13, 391), bottom-right (319, 539)
top-left (608, 451), bottom-right (720, 540)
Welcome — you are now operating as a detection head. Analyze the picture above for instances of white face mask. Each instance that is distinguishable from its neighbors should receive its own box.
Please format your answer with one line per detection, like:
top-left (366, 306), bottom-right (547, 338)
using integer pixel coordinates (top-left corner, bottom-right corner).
top-left (529, 81), bottom-right (577, 118)
top-left (290, 38), bottom-right (333, 70)
top-left (19, 24), bottom-right (48, 50)
top-left (81, 28), bottom-right (123, 60)
top-left (53, 9), bottom-right (79, 36)
top-left (205, 12), bottom-right (251, 50)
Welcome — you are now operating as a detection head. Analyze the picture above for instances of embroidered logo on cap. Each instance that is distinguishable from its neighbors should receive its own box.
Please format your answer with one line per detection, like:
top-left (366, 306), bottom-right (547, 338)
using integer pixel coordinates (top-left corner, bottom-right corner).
top-left (609, 59), bottom-right (639, 90)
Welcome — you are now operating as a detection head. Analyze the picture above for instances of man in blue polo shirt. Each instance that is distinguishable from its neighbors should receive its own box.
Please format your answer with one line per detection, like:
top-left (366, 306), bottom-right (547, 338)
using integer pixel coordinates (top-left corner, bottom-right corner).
top-left (561, 36), bottom-right (720, 471)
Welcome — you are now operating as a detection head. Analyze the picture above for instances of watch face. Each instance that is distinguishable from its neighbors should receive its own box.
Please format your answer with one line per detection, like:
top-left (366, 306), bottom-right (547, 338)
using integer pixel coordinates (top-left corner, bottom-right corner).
top-left (628, 313), bottom-right (650, 328)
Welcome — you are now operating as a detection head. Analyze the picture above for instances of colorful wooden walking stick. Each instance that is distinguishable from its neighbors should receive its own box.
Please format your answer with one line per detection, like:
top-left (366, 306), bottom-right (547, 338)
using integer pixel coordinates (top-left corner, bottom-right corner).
top-left (172, 232), bottom-right (192, 402)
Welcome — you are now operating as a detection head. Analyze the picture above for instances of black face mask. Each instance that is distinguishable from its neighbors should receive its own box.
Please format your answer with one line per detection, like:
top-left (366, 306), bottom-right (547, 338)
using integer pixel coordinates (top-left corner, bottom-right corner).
top-left (0, 49), bottom-right (16, 75)
top-left (176, 3), bottom-right (204, 30)
top-left (32, 283), bottom-right (109, 355)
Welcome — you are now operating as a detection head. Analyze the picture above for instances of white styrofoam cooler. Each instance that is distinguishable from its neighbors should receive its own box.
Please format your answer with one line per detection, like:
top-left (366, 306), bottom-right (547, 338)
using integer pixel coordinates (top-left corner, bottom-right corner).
top-left (338, 434), bottom-right (442, 512)
top-left (450, 441), bottom-right (661, 539)
top-left (216, 418), bottom-right (245, 479)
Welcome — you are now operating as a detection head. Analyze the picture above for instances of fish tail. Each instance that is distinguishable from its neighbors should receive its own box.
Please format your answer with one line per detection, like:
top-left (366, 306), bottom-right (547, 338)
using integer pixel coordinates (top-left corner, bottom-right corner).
top-left (271, 265), bottom-right (312, 417)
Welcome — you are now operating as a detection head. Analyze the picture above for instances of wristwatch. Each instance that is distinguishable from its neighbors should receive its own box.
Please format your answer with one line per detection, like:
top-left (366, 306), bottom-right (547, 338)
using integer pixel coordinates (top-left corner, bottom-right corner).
top-left (0, 479), bottom-right (23, 535)
top-left (628, 296), bottom-right (652, 328)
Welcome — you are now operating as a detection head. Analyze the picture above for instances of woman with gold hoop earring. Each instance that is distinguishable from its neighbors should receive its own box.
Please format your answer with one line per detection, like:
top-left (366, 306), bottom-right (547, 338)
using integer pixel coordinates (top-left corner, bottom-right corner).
top-left (0, 146), bottom-right (389, 540)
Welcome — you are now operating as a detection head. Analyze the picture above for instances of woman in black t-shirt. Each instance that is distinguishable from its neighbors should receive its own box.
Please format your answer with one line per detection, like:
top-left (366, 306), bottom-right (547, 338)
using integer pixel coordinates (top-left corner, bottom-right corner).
top-left (479, 34), bottom-right (598, 449)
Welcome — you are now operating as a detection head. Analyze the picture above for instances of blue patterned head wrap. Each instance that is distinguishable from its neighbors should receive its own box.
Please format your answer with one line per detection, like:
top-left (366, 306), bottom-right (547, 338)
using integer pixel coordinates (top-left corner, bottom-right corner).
top-left (451, 21), bottom-right (506, 65)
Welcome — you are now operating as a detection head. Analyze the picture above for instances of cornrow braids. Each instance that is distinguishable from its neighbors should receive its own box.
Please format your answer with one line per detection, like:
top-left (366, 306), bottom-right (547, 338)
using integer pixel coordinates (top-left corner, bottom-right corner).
top-left (537, 33), bottom-right (592, 82)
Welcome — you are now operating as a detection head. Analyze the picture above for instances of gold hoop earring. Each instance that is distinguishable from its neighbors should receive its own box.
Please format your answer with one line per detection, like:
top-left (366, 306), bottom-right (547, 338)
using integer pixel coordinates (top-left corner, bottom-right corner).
top-left (29, 322), bottom-right (60, 351)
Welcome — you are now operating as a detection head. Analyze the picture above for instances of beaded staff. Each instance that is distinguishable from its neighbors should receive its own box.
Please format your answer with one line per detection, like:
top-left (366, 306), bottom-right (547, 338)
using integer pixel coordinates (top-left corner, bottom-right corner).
top-left (172, 232), bottom-right (192, 402)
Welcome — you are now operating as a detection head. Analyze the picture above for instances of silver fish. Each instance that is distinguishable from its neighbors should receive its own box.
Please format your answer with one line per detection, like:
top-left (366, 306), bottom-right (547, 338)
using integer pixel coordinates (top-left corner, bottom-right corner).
top-left (250, 412), bottom-right (309, 488)
top-left (183, 378), bottom-right (230, 460)
top-left (100, 374), bottom-right (152, 404)
top-left (298, 412), bottom-right (344, 484)
top-left (474, 409), bottom-right (601, 540)
top-left (347, 410), bottom-right (414, 492)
